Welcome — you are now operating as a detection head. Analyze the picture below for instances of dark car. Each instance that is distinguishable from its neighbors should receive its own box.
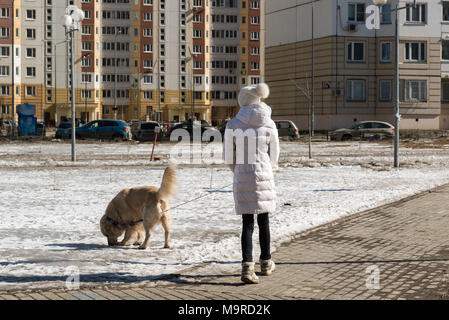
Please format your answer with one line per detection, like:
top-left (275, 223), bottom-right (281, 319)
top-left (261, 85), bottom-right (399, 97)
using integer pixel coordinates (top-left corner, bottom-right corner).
top-left (55, 122), bottom-right (73, 139)
top-left (132, 121), bottom-right (162, 141)
top-left (65, 120), bottom-right (131, 141)
top-left (36, 122), bottom-right (46, 137)
top-left (217, 120), bottom-right (229, 136)
top-left (275, 120), bottom-right (299, 139)
top-left (168, 121), bottom-right (220, 142)
top-left (330, 121), bottom-right (394, 141)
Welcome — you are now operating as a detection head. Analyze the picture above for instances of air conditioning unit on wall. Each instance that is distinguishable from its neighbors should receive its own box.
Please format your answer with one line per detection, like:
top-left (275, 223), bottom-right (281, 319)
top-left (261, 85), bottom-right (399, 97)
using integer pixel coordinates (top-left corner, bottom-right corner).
top-left (347, 23), bottom-right (357, 32)
top-left (333, 88), bottom-right (343, 96)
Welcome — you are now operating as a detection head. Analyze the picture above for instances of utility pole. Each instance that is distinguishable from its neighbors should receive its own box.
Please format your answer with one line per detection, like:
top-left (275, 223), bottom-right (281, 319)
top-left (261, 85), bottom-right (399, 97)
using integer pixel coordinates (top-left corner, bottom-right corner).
top-left (62, 5), bottom-right (85, 162)
top-left (311, 3), bottom-right (315, 136)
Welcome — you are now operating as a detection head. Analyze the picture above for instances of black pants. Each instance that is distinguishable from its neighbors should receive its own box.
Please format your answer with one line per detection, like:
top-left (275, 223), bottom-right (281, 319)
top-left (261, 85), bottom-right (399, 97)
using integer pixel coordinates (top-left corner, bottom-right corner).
top-left (241, 213), bottom-right (271, 263)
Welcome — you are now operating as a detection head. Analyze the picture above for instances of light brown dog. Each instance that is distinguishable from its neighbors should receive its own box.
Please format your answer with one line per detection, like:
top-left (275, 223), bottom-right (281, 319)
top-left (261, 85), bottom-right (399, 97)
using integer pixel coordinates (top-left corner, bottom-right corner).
top-left (100, 166), bottom-right (176, 249)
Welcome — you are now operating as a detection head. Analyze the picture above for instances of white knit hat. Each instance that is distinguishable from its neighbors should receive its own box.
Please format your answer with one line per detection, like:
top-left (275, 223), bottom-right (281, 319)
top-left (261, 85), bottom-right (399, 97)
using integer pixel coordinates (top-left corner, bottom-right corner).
top-left (238, 83), bottom-right (270, 107)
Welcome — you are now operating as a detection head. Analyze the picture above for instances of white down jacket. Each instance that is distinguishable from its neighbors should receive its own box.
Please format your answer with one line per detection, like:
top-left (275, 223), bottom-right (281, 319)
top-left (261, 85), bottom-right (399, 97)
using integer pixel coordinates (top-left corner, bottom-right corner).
top-left (223, 102), bottom-right (280, 215)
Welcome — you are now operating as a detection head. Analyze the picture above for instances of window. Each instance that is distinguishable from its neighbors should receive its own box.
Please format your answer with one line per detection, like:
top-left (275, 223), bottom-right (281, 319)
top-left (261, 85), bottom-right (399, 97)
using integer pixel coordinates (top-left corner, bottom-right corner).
top-left (82, 42), bottom-right (92, 51)
top-left (82, 26), bottom-right (91, 35)
top-left (143, 75), bottom-right (153, 84)
top-left (144, 60), bottom-right (153, 69)
top-left (82, 57), bottom-right (91, 67)
top-left (250, 31), bottom-right (259, 40)
top-left (193, 60), bottom-right (202, 69)
top-left (251, 77), bottom-right (260, 85)
top-left (26, 67), bottom-right (36, 77)
top-left (250, 1), bottom-right (260, 9)
top-left (0, 66), bottom-right (9, 76)
top-left (0, 86), bottom-right (9, 96)
top-left (143, 0), bottom-right (153, 5)
top-left (404, 80), bottom-right (426, 102)
top-left (26, 10), bottom-right (36, 20)
top-left (251, 47), bottom-right (260, 55)
top-left (26, 48), bottom-right (36, 58)
top-left (193, 14), bottom-right (201, 23)
top-left (84, 10), bottom-right (91, 19)
top-left (348, 3), bottom-right (365, 22)
top-left (26, 86), bottom-right (36, 96)
top-left (194, 92), bottom-right (203, 100)
top-left (0, 28), bottom-right (9, 38)
top-left (405, 42), bottom-right (426, 62)
top-left (193, 45), bottom-right (202, 53)
top-left (0, 47), bottom-right (9, 57)
top-left (143, 44), bottom-right (153, 53)
top-left (143, 28), bottom-right (152, 37)
top-left (82, 90), bottom-right (92, 99)
top-left (0, 105), bottom-right (9, 115)
top-left (444, 2), bottom-right (449, 21)
top-left (194, 76), bottom-right (202, 85)
top-left (193, 0), bottom-right (202, 8)
top-left (347, 42), bottom-right (364, 62)
top-left (346, 80), bottom-right (366, 101)
top-left (442, 82), bottom-right (449, 102)
top-left (144, 91), bottom-right (153, 100)
top-left (380, 42), bottom-right (391, 62)
top-left (381, 4), bottom-right (391, 23)
top-left (251, 16), bottom-right (259, 24)
top-left (379, 80), bottom-right (392, 101)
top-left (26, 29), bottom-right (36, 39)
top-left (0, 8), bottom-right (9, 18)
top-left (193, 29), bottom-right (202, 38)
top-left (443, 40), bottom-right (449, 60)
top-left (82, 74), bottom-right (92, 83)
top-left (144, 12), bottom-right (152, 21)
top-left (251, 62), bottom-right (260, 70)
top-left (406, 3), bottom-right (426, 23)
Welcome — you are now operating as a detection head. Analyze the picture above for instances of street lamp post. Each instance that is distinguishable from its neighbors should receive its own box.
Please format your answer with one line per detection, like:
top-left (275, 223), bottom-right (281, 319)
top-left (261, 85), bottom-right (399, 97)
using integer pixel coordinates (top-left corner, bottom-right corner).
top-left (372, 0), bottom-right (416, 168)
top-left (62, 6), bottom-right (85, 162)
top-left (114, 29), bottom-right (122, 120)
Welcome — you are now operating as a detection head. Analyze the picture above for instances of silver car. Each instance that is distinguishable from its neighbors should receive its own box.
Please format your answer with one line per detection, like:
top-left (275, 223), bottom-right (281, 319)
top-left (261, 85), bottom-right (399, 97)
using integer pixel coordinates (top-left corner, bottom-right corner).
top-left (330, 121), bottom-right (394, 141)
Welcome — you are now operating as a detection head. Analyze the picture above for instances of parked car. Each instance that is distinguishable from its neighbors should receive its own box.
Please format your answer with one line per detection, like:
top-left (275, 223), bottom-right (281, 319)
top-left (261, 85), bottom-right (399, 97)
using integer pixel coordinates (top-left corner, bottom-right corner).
top-left (275, 120), bottom-right (300, 139)
top-left (36, 122), bottom-right (46, 137)
top-left (132, 121), bottom-right (162, 141)
top-left (329, 121), bottom-right (394, 141)
top-left (65, 120), bottom-right (131, 141)
top-left (55, 122), bottom-right (73, 139)
top-left (216, 120), bottom-right (229, 136)
top-left (168, 121), bottom-right (220, 142)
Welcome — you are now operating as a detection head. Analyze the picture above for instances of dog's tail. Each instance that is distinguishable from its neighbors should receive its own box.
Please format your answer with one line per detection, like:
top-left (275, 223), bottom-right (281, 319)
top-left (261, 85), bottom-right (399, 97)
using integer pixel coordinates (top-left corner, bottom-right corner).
top-left (157, 165), bottom-right (176, 201)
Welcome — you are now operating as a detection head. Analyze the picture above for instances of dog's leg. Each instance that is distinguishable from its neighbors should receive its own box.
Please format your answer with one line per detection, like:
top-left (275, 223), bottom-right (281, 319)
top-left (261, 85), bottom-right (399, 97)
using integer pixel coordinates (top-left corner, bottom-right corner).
top-left (161, 212), bottom-right (171, 249)
top-left (133, 227), bottom-right (144, 246)
top-left (119, 227), bottom-right (134, 246)
top-left (138, 213), bottom-right (159, 250)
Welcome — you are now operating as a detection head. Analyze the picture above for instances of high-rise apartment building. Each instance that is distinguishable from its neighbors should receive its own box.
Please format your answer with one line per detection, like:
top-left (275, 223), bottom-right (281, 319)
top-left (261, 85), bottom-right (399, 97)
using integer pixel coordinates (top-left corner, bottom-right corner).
top-left (265, 0), bottom-right (449, 130)
top-left (0, 0), bottom-right (264, 126)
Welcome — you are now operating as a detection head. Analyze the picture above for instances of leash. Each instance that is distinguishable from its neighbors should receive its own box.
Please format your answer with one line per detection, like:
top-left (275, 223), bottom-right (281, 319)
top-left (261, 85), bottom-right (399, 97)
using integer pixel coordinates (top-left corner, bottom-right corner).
top-left (107, 183), bottom-right (234, 227)
top-left (161, 182), bottom-right (233, 213)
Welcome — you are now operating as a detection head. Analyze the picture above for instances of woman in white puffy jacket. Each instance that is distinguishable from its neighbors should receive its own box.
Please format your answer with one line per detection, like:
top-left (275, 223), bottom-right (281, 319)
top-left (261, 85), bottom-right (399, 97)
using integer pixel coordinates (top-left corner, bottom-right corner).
top-left (223, 83), bottom-right (280, 284)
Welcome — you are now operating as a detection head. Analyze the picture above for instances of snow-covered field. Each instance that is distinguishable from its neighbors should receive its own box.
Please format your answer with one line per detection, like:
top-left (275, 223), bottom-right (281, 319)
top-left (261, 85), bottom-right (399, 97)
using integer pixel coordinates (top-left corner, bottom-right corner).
top-left (1, 140), bottom-right (449, 290)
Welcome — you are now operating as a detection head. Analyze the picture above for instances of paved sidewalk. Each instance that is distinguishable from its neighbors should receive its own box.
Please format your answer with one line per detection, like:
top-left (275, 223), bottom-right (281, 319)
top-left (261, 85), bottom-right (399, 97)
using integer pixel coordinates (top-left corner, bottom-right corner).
top-left (2, 183), bottom-right (449, 300)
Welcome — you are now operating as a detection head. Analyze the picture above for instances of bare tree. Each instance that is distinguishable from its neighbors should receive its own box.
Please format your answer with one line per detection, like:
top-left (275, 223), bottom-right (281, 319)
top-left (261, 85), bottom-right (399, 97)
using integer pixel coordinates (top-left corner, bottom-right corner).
top-left (289, 75), bottom-right (312, 159)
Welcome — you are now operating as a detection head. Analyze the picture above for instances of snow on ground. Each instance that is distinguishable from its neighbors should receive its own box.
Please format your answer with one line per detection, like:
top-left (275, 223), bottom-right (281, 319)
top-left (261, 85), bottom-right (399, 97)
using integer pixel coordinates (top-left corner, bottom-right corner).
top-left (1, 140), bottom-right (449, 290)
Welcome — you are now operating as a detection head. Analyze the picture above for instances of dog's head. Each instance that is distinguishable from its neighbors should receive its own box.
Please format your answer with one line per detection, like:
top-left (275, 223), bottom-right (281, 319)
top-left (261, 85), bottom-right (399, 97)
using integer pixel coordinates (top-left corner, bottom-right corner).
top-left (100, 214), bottom-right (125, 246)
